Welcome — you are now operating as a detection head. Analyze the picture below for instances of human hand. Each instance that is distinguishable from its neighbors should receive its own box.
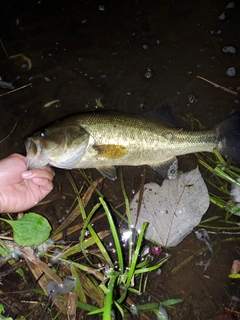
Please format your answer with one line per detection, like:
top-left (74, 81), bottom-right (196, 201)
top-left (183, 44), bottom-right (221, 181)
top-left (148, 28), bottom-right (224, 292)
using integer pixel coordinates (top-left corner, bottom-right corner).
top-left (0, 153), bottom-right (55, 213)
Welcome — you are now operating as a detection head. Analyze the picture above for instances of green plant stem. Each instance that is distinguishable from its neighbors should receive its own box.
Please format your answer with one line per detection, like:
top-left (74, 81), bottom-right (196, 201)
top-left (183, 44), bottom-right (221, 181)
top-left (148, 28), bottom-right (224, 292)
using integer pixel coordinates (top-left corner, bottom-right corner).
top-left (126, 222), bottom-right (148, 287)
top-left (198, 159), bottom-right (214, 172)
top-left (203, 177), bottom-right (230, 195)
top-left (209, 194), bottom-right (240, 216)
top-left (80, 169), bottom-right (128, 222)
top-left (134, 256), bottom-right (169, 274)
top-left (117, 222), bottom-right (148, 304)
top-left (79, 202), bottom-right (110, 267)
top-left (87, 223), bottom-right (114, 268)
top-left (197, 224), bottom-right (240, 230)
top-left (57, 258), bottom-right (104, 281)
top-left (225, 167), bottom-right (240, 179)
top-left (99, 197), bottom-right (124, 273)
top-left (119, 170), bottom-right (131, 226)
top-left (198, 158), bottom-right (240, 187)
top-left (119, 169), bottom-right (133, 266)
top-left (103, 271), bottom-right (120, 320)
top-left (76, 301), bottom-right (99, 312)
top-left (214, 167), bottom-right (240, 186)
top-left (213, 148), bottom-right (226, 164)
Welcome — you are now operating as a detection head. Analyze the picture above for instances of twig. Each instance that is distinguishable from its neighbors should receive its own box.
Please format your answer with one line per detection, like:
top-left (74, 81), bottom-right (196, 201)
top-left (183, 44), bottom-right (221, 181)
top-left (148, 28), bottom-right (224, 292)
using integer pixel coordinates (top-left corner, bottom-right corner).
top-left (0, 83), bottom-right (32, 97)
top-left (0, 122), bottom-right (17, 143)
top-left (225, 308), bottom-right (240, 316)
top-left (197, 76), bottom-right (238, 95)
top-left (0, 236), bottom-right (13, 240)
top-left (207, 231), bottom-right (240, 235)
top-left (0, 38), bottom-right (9, 59)
top-left (0, 260), bottom-right (26, 277)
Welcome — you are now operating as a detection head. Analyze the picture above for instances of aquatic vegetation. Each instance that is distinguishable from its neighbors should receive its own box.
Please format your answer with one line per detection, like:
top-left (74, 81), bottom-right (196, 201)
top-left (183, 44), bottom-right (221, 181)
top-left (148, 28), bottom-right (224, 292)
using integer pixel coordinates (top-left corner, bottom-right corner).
top-left (0, 171), bottom-right (182, 319)
top-left (179, 113), bottom-right (240, 220)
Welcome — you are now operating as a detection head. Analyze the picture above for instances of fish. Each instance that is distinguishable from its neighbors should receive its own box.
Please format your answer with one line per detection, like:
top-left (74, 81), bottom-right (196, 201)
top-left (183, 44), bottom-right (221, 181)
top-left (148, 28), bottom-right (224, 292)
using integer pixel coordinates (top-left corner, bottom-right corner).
top-left (25, 110), bottom-right (240, 180)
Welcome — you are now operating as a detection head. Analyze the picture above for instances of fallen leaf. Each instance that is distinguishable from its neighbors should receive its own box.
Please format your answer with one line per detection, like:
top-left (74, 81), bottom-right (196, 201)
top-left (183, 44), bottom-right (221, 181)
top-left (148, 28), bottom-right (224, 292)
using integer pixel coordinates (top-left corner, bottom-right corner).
top-left (130, 167), bottom-right (209, 247)
top-left (0, 213), bottom-right (51, 246)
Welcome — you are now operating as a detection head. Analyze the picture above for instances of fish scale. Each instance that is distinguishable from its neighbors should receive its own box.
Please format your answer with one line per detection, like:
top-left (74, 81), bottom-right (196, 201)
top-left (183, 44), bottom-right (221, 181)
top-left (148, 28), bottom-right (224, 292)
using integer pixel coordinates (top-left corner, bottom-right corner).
top-left (74, 113), bottom-right (218, 160)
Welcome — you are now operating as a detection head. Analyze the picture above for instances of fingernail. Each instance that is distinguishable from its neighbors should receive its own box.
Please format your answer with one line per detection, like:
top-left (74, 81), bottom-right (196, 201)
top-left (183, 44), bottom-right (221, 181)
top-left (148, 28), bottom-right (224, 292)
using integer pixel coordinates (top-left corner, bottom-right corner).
top-left (22, 171), bottom-right (32, 178)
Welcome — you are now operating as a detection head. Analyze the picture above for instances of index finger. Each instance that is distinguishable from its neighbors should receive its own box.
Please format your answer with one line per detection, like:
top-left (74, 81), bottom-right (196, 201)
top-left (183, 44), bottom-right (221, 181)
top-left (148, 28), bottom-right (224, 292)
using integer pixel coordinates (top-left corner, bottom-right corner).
top-left (41, 165), bottom-right (55, 176)
top-left (21, 167), bottom-right (55, 181)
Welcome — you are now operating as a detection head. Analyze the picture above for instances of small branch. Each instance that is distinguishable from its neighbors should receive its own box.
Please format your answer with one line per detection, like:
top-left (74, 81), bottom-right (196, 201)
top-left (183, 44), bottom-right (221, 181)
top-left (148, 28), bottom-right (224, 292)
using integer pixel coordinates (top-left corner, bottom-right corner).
top-left (0, 122), bottom-right (17, 143)
top-left (0, 83), bottom-right (32, 97)
top-left (197, 76), bottom-right (238, 95)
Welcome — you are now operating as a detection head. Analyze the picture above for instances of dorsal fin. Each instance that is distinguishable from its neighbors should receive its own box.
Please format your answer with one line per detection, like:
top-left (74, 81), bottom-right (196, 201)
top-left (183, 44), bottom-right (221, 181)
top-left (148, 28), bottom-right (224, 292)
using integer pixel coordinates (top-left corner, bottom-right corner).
top-left (145, 106), bottom-right (176, 126)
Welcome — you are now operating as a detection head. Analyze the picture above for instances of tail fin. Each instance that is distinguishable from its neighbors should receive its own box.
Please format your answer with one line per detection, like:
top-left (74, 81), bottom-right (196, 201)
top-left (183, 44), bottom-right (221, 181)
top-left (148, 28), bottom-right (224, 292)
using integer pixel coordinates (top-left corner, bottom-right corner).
top-left (214, 112), bottom-right (240, 160)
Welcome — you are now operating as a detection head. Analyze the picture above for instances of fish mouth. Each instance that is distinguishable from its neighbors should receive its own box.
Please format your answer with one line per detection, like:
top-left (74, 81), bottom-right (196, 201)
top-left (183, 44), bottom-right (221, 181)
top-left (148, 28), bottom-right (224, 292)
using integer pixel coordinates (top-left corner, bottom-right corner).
top-left (25, 137), bottom-right (49, 169)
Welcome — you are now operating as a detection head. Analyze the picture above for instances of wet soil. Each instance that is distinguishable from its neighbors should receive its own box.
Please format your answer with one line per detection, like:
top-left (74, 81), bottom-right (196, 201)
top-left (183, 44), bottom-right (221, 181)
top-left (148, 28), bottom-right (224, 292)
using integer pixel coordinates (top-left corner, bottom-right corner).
top-left (1, 0), bottom-right (240, 319)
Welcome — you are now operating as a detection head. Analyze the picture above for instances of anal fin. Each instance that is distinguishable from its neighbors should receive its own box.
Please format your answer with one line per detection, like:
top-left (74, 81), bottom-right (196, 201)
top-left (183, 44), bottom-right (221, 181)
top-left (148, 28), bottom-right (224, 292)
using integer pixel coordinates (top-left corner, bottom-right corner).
top-left (97, 165), bottom-right (117, 180)
top-left (151, 157), bottom-right (178, 179)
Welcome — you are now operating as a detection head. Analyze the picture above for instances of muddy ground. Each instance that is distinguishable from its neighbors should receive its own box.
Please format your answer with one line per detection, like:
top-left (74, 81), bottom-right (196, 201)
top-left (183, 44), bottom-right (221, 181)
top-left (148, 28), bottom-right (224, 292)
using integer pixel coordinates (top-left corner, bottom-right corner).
top-left (1, 0), bottom-right (240, 319)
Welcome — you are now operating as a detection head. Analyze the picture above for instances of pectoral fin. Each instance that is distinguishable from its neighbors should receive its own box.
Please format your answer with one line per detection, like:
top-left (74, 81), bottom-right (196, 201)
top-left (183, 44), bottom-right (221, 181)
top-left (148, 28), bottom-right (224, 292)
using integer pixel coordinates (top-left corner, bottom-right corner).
top-left (151, 157), bottom-right (178, 179)
top-left (97, 165), bottom-right (117, 180)
top-left (93, 144), bottom-right (126, 159)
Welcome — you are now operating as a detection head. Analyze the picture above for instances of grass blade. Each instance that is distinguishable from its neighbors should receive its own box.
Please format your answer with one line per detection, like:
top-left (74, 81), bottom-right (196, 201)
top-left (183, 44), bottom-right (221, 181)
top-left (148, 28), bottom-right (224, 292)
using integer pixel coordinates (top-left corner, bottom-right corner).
top-left (99, 197), bottom-right (124, 273)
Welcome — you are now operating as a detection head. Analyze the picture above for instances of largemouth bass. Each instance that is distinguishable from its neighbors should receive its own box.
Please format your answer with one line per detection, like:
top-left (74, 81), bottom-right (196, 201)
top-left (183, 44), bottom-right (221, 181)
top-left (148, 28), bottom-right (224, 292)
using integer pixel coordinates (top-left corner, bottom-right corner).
top-left (25, 111), bottom-right (240, 180)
